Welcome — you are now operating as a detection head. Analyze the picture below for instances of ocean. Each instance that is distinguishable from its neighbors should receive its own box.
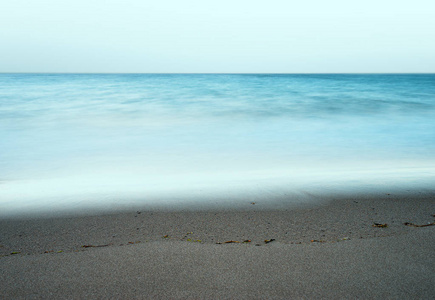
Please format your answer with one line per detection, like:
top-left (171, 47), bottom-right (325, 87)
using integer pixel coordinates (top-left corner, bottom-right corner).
top-left (1, 74), bottom-right (434, 216)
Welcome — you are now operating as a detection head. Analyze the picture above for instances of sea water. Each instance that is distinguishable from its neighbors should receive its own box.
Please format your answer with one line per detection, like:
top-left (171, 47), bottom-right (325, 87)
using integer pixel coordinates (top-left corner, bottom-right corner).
top-left (1, 74), bottom-right (434, 216)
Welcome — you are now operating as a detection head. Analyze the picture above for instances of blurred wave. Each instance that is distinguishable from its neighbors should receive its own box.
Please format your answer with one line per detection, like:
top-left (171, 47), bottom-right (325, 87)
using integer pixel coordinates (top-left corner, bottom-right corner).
top-left (1, 74), bottom-right (434, 215)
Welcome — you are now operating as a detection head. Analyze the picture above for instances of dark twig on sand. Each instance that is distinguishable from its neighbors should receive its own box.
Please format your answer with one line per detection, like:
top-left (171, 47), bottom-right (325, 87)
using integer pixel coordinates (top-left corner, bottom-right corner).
top-left (403, 222), bottom-right (435, 227)
top-left (372, 223), bottom-right (388, 228)
top-left (81, 244), bottom-right (111, 248)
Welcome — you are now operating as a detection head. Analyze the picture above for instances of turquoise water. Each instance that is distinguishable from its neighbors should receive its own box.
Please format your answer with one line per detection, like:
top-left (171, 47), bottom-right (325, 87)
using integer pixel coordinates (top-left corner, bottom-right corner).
top-left (1, 74), bottom-right (434, 216)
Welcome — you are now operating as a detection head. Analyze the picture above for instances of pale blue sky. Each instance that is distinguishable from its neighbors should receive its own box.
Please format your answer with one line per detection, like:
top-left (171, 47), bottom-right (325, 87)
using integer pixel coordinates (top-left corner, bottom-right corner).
top-left (1, 0), bottom-right (434, 73)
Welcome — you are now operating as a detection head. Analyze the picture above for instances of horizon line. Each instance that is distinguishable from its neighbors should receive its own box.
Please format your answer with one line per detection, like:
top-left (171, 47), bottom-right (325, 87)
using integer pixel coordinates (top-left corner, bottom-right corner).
top-left (1, 72), bottom-right (435, 75)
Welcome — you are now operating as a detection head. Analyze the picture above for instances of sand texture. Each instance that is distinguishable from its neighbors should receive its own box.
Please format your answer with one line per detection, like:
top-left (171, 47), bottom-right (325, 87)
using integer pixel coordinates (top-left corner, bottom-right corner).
top-left (1, 192), bottom-right (434, 299)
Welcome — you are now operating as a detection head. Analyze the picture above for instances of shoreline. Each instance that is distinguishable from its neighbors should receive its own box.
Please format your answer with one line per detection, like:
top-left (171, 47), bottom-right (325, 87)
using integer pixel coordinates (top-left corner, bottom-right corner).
top-left (2, 175), bottom-right (435, 219)
top-left (1, 191), bottom-right (434, 298)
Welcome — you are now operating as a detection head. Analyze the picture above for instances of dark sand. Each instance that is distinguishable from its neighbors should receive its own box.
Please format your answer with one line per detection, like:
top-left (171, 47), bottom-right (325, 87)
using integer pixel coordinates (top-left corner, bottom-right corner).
top-left (1, 191), bottom-right (434, 299)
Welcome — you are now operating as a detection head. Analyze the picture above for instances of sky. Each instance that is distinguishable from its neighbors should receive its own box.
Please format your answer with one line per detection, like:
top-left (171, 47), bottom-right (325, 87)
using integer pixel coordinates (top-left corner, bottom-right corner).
top-left (1, 0), bottom-right (434, 73)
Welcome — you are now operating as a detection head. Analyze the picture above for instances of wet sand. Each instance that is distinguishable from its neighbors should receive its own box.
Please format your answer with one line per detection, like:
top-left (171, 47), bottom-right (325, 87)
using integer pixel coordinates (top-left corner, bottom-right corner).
top-left (1, 191), bottom-right (434, 299)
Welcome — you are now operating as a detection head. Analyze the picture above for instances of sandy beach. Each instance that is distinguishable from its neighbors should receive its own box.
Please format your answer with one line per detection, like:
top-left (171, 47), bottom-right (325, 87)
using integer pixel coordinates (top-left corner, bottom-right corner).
top-left (1, 191), bottom-right (434, 299)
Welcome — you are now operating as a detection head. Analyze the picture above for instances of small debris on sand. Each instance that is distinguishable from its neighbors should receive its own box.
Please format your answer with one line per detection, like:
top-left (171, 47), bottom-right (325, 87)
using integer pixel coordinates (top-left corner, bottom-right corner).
top-left (403, 222), bottom-right (435, 227)
top-left (216, 240), bottom-right (240, 244)
top-left (81, 244), bottom-right (110, 248)
top-left (264, 239), bottom-right (275, 244)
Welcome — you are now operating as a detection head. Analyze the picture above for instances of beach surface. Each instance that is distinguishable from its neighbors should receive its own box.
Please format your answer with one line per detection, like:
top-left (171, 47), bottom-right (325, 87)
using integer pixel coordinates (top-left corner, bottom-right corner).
top-left (1, 191), bottom-right (434, 299)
